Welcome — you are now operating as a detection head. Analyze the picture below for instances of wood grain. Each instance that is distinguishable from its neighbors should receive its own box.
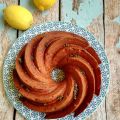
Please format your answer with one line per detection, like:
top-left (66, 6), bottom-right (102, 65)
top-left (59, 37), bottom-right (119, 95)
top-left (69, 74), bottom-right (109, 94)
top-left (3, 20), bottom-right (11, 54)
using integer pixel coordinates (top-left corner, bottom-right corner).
top-left (0, 0), bottom-right (17, 120)
top-left (61, 0), bottom-right (103, 28)
top-left (105, 0), bottom-right (120, 120)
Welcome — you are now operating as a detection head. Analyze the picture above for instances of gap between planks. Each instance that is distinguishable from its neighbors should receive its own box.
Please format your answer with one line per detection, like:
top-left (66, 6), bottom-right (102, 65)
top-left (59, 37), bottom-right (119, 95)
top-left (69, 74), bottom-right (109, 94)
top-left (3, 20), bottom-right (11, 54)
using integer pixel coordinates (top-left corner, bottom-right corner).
top-left (103, 0), bottom-right (108, 119)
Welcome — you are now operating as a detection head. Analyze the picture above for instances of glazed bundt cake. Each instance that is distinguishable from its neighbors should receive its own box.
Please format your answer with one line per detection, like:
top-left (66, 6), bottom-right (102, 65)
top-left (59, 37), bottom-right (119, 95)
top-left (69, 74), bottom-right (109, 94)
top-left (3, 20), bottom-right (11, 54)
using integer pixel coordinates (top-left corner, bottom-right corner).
top-left (13, 31), bottom-right (101, 119)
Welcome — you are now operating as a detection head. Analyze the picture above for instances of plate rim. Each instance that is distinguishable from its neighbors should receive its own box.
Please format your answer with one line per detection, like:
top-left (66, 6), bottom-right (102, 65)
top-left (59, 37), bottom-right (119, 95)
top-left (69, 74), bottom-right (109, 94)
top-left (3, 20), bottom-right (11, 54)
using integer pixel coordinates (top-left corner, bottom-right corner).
top-left (2, 21), bottom-right (110, 120)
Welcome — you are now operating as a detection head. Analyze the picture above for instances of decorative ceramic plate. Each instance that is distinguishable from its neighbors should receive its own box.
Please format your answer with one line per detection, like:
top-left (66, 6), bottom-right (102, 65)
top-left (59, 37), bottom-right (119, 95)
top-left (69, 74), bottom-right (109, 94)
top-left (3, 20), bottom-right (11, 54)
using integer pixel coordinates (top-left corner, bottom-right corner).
top-left (3, 22), bottom-right (110, 120)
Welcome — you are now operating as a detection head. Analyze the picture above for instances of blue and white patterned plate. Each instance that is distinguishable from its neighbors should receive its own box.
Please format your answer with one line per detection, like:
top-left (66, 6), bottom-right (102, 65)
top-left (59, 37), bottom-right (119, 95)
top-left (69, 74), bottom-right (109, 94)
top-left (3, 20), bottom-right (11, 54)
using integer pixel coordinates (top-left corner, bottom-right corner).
top-left (3, 21), bottom-right (110, 120)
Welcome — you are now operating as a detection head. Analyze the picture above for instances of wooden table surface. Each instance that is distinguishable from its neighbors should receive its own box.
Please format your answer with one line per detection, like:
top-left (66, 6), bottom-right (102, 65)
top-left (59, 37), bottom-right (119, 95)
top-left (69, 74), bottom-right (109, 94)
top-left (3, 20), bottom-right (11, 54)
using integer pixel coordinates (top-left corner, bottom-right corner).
top-left (0, 0), bottom-right (120, 120)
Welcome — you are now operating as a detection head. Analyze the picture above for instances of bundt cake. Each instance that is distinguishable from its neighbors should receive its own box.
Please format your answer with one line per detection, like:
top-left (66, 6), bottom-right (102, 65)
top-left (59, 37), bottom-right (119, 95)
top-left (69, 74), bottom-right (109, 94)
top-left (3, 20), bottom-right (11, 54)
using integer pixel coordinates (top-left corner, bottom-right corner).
top-left (13, 31), bottom-right (101, 119)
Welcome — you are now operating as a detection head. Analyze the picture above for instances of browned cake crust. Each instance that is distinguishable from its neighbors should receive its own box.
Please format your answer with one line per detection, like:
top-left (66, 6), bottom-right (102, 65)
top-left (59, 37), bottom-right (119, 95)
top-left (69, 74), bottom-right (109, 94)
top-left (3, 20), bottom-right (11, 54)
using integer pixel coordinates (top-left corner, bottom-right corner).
top-left (13, 31), bottom-right (101, 119)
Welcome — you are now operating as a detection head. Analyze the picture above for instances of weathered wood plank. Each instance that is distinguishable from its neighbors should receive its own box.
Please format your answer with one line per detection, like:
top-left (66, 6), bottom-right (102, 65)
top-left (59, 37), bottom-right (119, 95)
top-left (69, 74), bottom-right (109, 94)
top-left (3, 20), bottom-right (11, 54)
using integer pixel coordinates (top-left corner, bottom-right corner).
top-left (15, 0), bottom-right (59, 119)
top-left (0, 0), bottom-right (17, 120)
top-left (105, 0), bottom-right (120, 120)
top-left (61, 0), bottom-right (106, 120)
top-left (61, 0), bottom-right (103, 28)
top-left (15, 113), bottom-right (25, 120)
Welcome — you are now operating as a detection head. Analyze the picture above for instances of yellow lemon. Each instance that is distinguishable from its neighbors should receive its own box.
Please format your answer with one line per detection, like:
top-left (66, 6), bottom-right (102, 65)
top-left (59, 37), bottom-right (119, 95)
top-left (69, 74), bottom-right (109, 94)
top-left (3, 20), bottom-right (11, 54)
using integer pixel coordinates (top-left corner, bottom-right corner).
top-left (33, 0), bottom-right (56, 11)
top-left (3, 5), bottom-right (33, 30)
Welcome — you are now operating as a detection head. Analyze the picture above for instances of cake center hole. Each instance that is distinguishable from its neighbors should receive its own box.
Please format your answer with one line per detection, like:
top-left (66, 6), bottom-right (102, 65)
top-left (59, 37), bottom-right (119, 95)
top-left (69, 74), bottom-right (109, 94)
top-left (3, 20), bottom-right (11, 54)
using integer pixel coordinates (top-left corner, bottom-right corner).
top-left (51, 68), bottom-right (65, 82)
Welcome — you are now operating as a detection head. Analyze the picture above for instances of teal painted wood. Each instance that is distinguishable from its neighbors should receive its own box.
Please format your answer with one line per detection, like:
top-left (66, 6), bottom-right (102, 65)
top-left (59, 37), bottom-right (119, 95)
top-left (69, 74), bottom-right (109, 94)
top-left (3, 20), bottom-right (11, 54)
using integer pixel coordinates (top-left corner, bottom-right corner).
top-left (116, 37), bottom-right (120, 49)
top-left (0, 3), bottom-right (17, 44)
top-left (0, 4), bottom-right (5, 30)
top-left (20, 0), bottom-right (36, 13)
top-left (61, 0), bottom-right (103, 28)
top-left (0, 3), bottom-right (16, 120)
top-left (113, 16), bottom-right (120, 24)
